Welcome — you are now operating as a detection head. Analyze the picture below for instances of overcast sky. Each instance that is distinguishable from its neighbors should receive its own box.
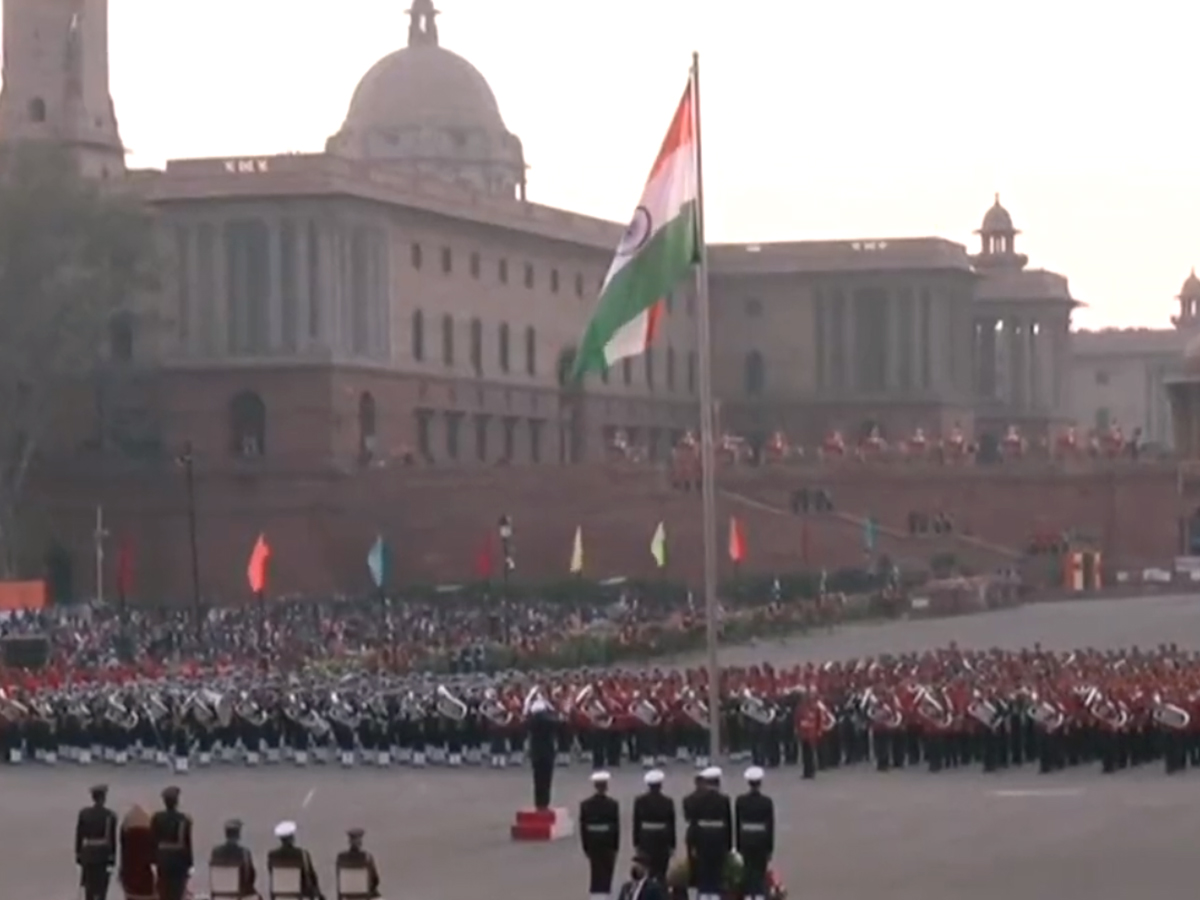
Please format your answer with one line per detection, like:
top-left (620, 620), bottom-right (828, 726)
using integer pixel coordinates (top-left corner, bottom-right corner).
top-left (6, 0), bottom-right (1197, 330)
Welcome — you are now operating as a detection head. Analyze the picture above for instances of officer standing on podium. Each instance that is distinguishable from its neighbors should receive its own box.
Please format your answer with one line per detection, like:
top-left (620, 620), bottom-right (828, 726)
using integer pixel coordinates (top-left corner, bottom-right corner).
top-left (734, 767), bottom-right (775, 900)
top-left (632, 769), bottom-right (676, 883)
top-left (579, 771), bottom-right (621, 900)
top-left (75, 784), bottom-right (118, 900)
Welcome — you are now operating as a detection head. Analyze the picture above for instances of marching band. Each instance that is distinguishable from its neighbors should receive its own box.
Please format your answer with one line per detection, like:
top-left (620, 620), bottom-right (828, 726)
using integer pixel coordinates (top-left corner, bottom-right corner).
top-left (9, 643), bottom-right (1200, 779)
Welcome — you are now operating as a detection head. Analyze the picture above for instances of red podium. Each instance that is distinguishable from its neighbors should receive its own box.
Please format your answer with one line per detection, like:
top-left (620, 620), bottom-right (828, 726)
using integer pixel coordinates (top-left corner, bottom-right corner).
top-left (510, 807), bottom-right (574, 841)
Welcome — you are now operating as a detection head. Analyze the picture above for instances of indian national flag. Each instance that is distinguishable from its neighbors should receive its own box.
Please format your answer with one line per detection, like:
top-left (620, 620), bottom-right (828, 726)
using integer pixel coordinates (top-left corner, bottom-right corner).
top-left (573, 81), bottom-right (699, 380)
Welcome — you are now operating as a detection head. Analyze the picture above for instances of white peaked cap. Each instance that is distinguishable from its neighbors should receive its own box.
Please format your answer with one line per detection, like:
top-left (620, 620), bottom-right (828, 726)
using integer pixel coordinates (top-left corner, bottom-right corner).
top-left (274, 821), bottom-right (297, 838)
top-left (530, 699), bottom-right (549, 713)
top-left (700, 766), bottom-right (722, 780)
top-left (590, 770), bottom-right (611, 784)
top-left (644, 769), bottom-right (665, 786)
top-left (744, 766), bottom-right (765, 782)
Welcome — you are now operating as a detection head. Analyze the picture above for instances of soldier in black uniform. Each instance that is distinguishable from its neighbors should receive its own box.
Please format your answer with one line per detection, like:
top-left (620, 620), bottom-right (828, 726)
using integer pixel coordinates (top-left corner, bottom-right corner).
top-left (686, 767), bottom-right (732, 900)
top-left (149, 786), bottom-right (193, 900)
top-left (208, 818), bottom-right (256, 898)
top-left (680, 771), bottom-right (707, 898)
top-left (579, 771), bottom-right (621, 900)
top-left (632, 769), bottom-right (676, 883)
top-left (334, 827), bottom-right (381, 899)
top-left (266, 821), bottom-right (324, 900)
top-left (75, 784), bottom-right (118, 900)
top-left (734, 767), bottom-right (775, 900)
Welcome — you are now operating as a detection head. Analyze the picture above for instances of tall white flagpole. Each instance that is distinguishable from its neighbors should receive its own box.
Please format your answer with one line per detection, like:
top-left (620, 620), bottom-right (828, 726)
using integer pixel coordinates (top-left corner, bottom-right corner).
top-left (690, 51), bottom-right (722, 760)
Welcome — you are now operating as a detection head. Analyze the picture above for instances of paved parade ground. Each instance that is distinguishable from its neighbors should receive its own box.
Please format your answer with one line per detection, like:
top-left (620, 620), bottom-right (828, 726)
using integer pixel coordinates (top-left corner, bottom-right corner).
top-left (10, 593), bottom-right (1200, 900)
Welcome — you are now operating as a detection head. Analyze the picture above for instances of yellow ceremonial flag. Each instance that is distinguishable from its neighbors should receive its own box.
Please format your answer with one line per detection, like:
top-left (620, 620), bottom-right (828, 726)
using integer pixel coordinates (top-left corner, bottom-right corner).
top-left (650, 521), bottom-right (667, 568)
top-left (570, 525), bottom-right (584, 574)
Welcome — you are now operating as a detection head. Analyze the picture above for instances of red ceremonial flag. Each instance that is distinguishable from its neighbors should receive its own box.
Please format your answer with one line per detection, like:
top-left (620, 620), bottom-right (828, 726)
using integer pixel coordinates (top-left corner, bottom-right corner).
top-left (114, 537), bottom-right (134, 598)
top-left (474, 534), bottom-right (494, 579)
top-left (247, 533), bottom-right (271, 595)
top-left (728, 516), bottom-right (746, 564)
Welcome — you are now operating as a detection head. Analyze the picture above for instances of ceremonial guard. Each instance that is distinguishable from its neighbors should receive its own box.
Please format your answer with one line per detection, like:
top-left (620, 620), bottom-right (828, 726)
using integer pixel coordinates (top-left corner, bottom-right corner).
top-left (208, 818), bottom-right (256, 899)
top-left (266, 820), bottom-right (323, 900)
top-left (734, 767), bottom-right (775, 900)
top-left (631, 769), bottom-right (676, 883)
top-left (149, 786), bottom-right (193, 900)
top-left (579, 771), bottom-right (621, 900)
top-left (334, 827), bottom-right (381, 899)
top-left (616, 850), bottom-right (668, 900)
top-left (76, 784), bottom-right (118, 900)
top-left (686, 767), bottom-right (731, 900)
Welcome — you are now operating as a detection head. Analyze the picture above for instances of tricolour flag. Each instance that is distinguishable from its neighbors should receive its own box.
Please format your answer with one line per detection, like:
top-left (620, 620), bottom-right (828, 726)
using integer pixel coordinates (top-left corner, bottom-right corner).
top-left (650, 521), bottom-right (667, 568)
top-left (572, 81), bottom-right (699, 380)
top-left (570, 526), bottom-right (584, 575)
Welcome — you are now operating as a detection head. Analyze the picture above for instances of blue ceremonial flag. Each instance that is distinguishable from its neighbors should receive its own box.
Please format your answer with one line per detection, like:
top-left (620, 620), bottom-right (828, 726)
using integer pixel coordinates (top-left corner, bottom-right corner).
top-left (367, 535), bottom-right (390, 589)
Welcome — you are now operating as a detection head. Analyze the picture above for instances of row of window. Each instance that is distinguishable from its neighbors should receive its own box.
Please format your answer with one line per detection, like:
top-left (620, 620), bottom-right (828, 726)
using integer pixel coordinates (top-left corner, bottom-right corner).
top-left (416, 411), bottom-right (547, 464)
top-left (412, 242), bottom-right (594, 300)
top-left (599, 347), bottom-right (699, 394)
top-left (412, 312), bottom-right (538, 376)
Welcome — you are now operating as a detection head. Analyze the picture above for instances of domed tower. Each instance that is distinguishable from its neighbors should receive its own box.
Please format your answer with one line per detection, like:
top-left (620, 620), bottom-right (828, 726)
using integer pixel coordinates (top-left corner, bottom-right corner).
top-left (1172, 269), bottom-right (1200, 330)
top-left (969, 194), bottom-right (1029, 271)
top-left (326, 0), bottom-right (528, 200)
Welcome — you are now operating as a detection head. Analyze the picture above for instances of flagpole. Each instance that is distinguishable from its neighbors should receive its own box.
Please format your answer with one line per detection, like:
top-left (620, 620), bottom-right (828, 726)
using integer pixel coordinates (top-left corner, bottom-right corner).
top-left (93, 506), bottom-right (106, 607)
top-left (690, 51), bottom-right (722, 761)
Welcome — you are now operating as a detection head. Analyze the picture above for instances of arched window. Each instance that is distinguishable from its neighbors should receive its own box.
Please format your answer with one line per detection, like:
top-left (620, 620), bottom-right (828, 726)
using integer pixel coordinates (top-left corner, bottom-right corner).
top-left (745, 351), bottom-right (765, 396)
top-left (442, 314), bottom-right (455, 365)
top-left (470, 318), bottom-right (483, 374)
top-left (28, 98), bottom-right (46, 123)
top-left (411, 310), bottom-right (424, 361)
top-left (358, 391), bottom-right (377, 462)
top-left (108, 312), bottom-right (134, 362)
top-left (498, 323), bottom-right (510, 372)
top-left (524, 326), bottom-right (537, 375)
top-left (229, 391), bottom-right (267, 457)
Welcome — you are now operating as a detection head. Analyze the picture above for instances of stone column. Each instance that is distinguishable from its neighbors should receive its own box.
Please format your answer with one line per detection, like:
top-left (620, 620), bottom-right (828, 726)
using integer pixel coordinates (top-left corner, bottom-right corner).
top-left (844, 298), bottom-right (857, 393)
top-left (1006, 315), bottom-right (1022, 409)
top-left (178, 225), bottom-right (197, 357)
top-left (294, 219), bottom-right (311, 352)
top-left (212, 220), bottom-right (230, 356)
top-left (1027, 316), bottom-right (1040, 411)
top-left (322, 220), bottom-right (342, 354)
top-left (267, 219), bottom-right (283, 353)
top-left (908, 290), bottom-right (922, 394)
top-left (376, 230), bottom-right (392, 362)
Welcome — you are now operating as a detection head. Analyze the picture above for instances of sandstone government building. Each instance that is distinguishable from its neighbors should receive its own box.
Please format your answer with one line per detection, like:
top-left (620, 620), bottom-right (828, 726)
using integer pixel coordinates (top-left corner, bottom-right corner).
top-left (0, 0), bottom-right (1194, 475)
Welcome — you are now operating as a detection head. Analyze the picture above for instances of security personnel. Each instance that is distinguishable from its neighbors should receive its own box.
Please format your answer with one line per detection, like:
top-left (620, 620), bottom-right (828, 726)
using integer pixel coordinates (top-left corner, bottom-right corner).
top-left (579, 771), bottom-right (621, 900)
top-left (680, 771), bottom-right (707, 896)
top-left (266, 820), bottom-right (323, 900)
top-left (686, 767), bottom-right (732, 900)
top-left (75, 784), bottom-right (118, 900)
top-left (734, 767), bottom-right (775, 900)
top-left (149, 786), bottom-right (193, 900)
top-left (632, 769), bottom-right (676, 883)
top-left (617, 849), bottom-right (668, 900)
top-left (208, 818), bottom-right (256, 898)
top-left (334, 827), bottom-right (381, 899)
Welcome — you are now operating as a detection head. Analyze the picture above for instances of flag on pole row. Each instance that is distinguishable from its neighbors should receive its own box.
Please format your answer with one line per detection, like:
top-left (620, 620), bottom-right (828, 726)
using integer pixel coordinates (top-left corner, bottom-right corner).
top-left (729, 516), bottom-right (746, 564)
top-left (367, 534), bottom-right (390, 590)
top-left (650, 521), bottom-right (667, 568)
top-left (569, 526), bottom-right (584, 575)
top-left (247, 533), bottom-right (271, 594)
top-left (572, 81), bottom-right (700, 381)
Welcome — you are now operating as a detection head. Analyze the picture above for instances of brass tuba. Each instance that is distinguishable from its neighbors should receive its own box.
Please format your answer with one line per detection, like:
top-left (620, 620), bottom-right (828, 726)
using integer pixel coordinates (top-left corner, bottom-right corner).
top-left (680, 688), bottom-right (710, 730)
top-left (480, 688), bottom-right (513, 728)
top-left (573, 684), bottom-right (612, 729)
top-left (1153, 702), bottom-right (1190, 731)
top-left (739, 688), bottom-right (776, 725)
top-left (630, 693), bottom-right (660, 727)
top-left (436, 684), bottom-right (468, 722)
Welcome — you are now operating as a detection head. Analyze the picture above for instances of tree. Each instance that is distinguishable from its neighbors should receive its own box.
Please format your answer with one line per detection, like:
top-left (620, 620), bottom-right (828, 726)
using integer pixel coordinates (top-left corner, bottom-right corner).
top-left (0, 145), bottom-right (159, 575)
top-left (556, 344), bottom-right (585, 463)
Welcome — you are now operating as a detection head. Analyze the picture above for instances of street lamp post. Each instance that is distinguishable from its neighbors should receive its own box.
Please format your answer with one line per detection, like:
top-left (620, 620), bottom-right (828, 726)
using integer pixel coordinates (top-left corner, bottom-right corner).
top-left (498, 514), bottom-right (514, 643)
top-left (176, 442), bottom-right (202, 634)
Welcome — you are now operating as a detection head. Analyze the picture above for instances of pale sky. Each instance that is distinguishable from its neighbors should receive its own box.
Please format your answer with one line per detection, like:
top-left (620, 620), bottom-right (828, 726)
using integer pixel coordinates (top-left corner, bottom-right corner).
top-left (10, 0), bottom-right (1200, 330)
